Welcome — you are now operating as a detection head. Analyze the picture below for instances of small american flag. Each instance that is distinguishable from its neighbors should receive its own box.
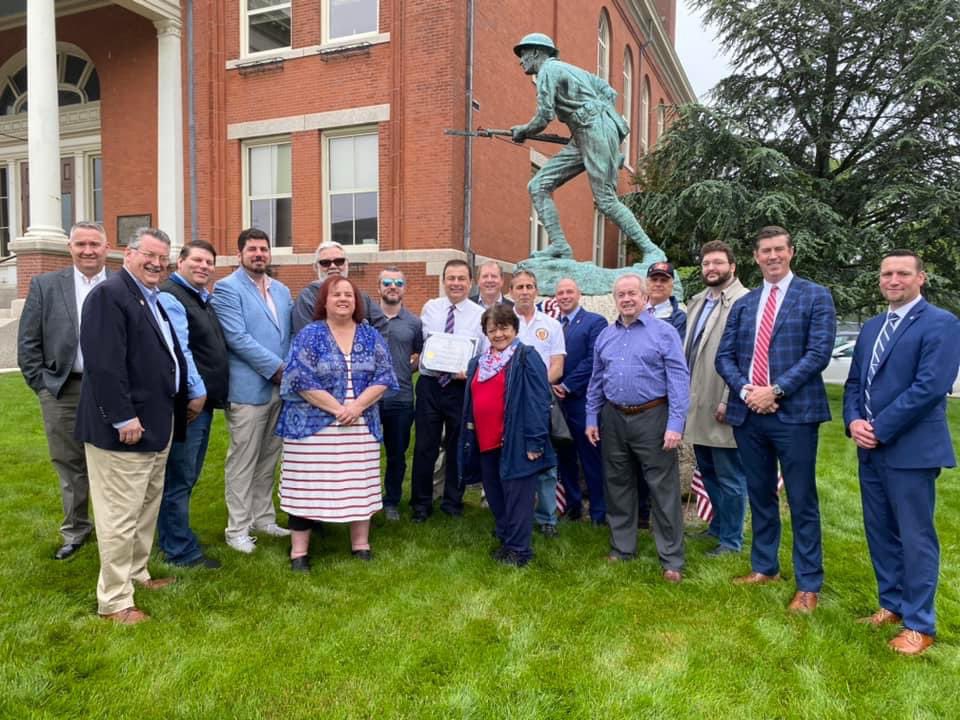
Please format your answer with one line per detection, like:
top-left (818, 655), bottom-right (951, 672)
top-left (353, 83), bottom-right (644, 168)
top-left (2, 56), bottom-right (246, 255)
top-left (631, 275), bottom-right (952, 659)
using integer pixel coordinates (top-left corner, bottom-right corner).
top-left (691, 466), bottom-right (786, 525)
top-left (555, 478), bottom-right (567, 515)
top-left (691, 468), bottom-right (714, 522)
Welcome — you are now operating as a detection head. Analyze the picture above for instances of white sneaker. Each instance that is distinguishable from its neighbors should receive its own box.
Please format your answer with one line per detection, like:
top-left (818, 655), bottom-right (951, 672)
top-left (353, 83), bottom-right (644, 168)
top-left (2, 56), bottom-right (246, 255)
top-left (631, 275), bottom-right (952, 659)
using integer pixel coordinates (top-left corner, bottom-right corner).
top-left (253, 523), bottom-right (291, 538)
top-left (225, 534), bottom-right (257, 553)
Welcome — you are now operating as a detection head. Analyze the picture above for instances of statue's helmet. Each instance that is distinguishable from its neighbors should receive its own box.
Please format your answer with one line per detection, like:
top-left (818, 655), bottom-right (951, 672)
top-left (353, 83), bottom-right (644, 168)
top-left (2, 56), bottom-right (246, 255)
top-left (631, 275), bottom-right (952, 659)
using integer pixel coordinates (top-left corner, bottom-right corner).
top-left (513, 33), bottom-right (559, 58)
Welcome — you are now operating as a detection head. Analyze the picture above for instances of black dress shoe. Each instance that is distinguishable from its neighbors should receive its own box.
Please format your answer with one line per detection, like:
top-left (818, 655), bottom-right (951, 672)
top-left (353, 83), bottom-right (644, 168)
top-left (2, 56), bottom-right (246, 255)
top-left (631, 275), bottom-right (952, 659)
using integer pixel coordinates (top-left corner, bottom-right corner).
top-left (591, 517), bottom-right (608, 527)
top-left (563, 506), bottom-right (583, 521)
top-left (490, 545), bottom-right (507, 560)
top-left (181, 555), bottom-right (222, 569)
top-left (411, 511), bottom-right (429, 524)
top-left (496, 550), bottom-right (530, 568)
top-left (290, 556), bottom-right (311, 573)
top-left (54, 542), bottom-right (84, 560)
top-left (352, 549), bottom-right (373, 561)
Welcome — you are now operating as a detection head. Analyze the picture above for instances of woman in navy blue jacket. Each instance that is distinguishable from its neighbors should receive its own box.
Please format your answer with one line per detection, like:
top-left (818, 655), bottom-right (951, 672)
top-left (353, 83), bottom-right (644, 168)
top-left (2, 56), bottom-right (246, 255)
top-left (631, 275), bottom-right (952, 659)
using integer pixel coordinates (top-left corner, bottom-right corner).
top-left (459, 304), bottom-right (556, 566)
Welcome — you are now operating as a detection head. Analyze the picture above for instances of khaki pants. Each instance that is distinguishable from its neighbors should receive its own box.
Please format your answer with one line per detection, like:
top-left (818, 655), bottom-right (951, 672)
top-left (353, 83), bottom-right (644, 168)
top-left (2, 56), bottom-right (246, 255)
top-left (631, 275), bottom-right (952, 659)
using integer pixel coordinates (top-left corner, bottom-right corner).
top-left (85, 435), bottom-right (171, 615)
top-left (224, 389), bottom-right (282, 540)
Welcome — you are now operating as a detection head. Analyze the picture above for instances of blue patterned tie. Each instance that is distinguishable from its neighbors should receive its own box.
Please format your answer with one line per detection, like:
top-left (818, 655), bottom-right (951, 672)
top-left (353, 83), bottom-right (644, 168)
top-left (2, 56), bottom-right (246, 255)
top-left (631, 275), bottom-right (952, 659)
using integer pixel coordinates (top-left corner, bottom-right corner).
top-left (864, 312), bottom-right (900, 420)
top-left (438, 304), bottom-right (455, 387)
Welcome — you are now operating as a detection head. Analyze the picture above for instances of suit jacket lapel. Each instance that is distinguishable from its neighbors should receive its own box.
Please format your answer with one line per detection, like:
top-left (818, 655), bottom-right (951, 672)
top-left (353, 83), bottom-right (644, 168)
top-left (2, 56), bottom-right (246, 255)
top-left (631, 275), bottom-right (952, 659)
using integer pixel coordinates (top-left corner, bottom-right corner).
top-left (121, 270), bottom-right (168, 345)
top-left (876, 300), bottom-right (926, 374)
top-left (57, 268), bottom-right (79, 336)
top-left (243, 271), bottom-right (280, 330)
top-left (771, 281), bottom-right (801, 340)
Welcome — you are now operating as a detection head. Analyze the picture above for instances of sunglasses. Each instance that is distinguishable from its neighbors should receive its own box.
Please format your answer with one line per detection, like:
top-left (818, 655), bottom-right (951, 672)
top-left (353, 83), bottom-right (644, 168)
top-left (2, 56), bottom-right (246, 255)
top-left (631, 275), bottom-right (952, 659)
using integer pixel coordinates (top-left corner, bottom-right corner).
top-left (317, 257), bottom-right (347, 268)
top-left (381, 279), bottom-right (405, 288)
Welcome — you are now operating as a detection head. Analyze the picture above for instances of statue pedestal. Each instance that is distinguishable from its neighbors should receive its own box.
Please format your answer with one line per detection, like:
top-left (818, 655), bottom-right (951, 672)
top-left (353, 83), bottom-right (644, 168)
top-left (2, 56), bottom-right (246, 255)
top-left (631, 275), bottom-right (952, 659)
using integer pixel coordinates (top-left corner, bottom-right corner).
top-left (517, 256), bottom-right (682, 298)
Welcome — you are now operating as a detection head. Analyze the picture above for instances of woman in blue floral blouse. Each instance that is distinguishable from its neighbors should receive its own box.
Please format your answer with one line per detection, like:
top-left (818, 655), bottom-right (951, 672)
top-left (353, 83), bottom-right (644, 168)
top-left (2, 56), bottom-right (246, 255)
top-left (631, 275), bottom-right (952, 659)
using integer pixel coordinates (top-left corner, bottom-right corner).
top-left (276, 276), bottom-right (397, 571)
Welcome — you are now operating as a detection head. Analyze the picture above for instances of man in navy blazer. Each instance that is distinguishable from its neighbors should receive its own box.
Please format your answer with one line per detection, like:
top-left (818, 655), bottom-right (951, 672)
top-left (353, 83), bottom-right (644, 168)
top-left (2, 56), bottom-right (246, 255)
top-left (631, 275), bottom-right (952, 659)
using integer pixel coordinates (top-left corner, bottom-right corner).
top-left (75, 227), bottom-right (187, 624)
top-left (716, 226), bottom-right (835, 614)
top-left (551, 277), bottom-right (609, 523)
top-left (843, 250), bottom-right (960, 655)
top-left (210, 228), bottom-right (293, 554)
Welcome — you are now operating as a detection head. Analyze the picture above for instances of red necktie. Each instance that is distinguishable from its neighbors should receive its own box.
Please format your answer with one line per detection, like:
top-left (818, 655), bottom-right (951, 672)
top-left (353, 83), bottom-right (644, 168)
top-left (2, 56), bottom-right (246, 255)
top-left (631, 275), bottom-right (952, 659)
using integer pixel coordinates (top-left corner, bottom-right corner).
top-left (751, 286), bottom-right (779, 386)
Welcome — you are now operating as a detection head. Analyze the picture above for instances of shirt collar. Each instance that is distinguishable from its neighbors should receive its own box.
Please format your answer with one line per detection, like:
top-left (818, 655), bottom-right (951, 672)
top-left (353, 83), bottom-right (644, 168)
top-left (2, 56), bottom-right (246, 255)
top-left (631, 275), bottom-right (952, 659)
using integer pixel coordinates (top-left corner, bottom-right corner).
top-left (448, 297), bottom-right (476, 311)
top-left (888, 295), bottom-right (923, 319)
top-left (562, 305), bottom-right (582, 322)
top-left (171, 271), bottom-right (210, 301)
top-left (763, 271), bottom-right (794, 294)
top-left (243, 269), bottom-right (272, 291)
top-left (124, 268), bottom-right (160, 304)
top-left (74, 266), bottom-right (106, 287)
top-left (616, 312), bottom-right (648, 328)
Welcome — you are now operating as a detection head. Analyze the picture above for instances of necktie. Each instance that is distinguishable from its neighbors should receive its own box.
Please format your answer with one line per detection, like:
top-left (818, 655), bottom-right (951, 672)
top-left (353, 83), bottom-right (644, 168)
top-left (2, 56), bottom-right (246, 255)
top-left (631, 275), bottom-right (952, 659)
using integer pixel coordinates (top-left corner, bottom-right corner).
top-left (560, 315), bottom-right (569, 335)
top-left (438, 304), bottom-right (456, 387)
top-left (864, 312), bottom-right (900, 420)
top-left (751, 286), bottom-right (779, 386)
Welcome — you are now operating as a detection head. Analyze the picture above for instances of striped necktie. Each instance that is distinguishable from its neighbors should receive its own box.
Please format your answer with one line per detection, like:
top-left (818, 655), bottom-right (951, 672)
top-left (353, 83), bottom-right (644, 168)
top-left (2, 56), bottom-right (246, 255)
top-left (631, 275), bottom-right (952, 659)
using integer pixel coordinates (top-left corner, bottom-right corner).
top-left (751, 285), bottom-right (779, 386)
top-left (438, 304), bottom-right (456, 387)
top-left (864, 312), bottom-right (900, 420)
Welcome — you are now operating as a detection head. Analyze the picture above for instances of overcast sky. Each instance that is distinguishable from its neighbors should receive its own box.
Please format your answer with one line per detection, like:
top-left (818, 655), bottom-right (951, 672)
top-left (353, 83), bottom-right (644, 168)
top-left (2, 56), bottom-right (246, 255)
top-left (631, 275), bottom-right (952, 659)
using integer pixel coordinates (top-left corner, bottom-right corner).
top-left (674, 1), bottom-right (733, 101)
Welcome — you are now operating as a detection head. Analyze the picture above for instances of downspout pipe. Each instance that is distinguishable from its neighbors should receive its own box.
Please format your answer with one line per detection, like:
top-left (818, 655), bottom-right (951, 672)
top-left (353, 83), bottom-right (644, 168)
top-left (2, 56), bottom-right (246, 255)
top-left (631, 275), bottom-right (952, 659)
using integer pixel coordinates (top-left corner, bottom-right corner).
top-left (462, 0), bottom-right (475, 264)
top-left (186, 0), bottom-right (198, 242)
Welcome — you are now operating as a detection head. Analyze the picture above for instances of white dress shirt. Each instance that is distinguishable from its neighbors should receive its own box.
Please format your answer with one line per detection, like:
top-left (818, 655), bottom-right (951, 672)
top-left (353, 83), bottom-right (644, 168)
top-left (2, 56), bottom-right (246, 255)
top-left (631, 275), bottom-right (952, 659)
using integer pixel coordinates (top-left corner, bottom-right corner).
top-left (72, 267), bottom-right (107, 373)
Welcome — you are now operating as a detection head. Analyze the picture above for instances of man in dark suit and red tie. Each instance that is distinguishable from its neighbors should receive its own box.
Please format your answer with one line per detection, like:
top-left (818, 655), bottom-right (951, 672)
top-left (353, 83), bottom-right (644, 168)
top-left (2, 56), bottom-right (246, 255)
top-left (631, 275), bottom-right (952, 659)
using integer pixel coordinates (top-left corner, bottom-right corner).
top-left (843, 250), bottom-right (960, 656)
top-left (716, 226), bottom-right (836, 614)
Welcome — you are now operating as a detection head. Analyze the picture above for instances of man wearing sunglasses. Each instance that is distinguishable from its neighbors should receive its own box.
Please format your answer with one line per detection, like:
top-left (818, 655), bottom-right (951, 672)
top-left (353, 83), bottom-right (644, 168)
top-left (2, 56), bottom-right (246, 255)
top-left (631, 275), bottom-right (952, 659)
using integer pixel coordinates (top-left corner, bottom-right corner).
top-left (292, 241), bottom-right (386, 335)
top-left (377, 267), bottom-right (423, 520)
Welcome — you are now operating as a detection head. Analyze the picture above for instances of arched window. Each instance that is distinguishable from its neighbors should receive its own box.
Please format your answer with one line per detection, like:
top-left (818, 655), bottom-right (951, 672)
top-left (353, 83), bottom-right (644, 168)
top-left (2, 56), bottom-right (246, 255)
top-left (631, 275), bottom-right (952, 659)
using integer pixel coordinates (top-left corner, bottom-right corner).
top-left (0, 49), bottom-right (100, 116)
top-left (597, 12), bottom-right (611, 82)
top-left (640, 76), bottom-right (651, 155)
top-left (656, 100), bottom-right (666, 144)
top-left (622, 47), bottom-right (633, 165)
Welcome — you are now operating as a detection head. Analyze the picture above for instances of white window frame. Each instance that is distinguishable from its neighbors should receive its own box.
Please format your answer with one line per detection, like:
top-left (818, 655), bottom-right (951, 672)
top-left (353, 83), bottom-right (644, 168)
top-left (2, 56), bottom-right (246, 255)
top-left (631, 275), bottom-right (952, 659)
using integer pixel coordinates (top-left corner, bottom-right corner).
top-left (322, 126), bottom-right (380, 249)
top-left (242, 135), bottom-right (293, 249)
top-left (656, 101), bottom-right (666, 145)
top-left (323, 0), bottom-right (380, 45)
top-left (593, 210), bottom-right (605, 266)
top-left (597, 12), bottom-right (611, 82)
top-left (622, 47), bottom-right (633, 168)
top-left (88, 154), bottom-right (103, 224)
top-left (617, 231), bottom-right (627, 268)
top-left (640, 76), bottom-right (650, 155)
top-left (241, 0), bottom-right (293, 59)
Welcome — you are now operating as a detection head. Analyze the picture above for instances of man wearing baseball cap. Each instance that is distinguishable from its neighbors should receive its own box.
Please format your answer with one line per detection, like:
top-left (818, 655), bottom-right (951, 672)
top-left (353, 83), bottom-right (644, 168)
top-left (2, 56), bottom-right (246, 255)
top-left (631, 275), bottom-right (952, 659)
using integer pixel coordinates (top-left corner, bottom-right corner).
top-left (647, 262), bottom-right (687, 338)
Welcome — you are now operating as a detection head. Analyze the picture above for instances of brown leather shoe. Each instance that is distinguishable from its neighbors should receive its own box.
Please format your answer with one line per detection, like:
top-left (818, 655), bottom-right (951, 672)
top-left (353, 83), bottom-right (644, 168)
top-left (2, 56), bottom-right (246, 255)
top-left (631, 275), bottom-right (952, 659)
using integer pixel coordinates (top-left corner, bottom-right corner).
top-left (136, 576), bottom-right (177, 590)
top-left (858, 608), bottom-right (902, 627)
top-left (732, 571), bottom-right (782, 585)
top-left (100, 607), bottom-right (149, 625)
top-left (889, 629), bottom-right (934, 656)
top-left (787, 591), bottom-right (819, 614)
top-left (662, 569), bottom-right (682, 584)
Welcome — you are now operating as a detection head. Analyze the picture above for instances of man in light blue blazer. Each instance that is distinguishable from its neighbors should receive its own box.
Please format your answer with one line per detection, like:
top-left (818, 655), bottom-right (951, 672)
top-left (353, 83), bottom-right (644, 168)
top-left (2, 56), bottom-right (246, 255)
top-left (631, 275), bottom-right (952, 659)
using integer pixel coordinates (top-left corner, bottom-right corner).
top-left (843, 250), bottom-right (960, 656)
top-left (210, 228), bottom-right (294, 553)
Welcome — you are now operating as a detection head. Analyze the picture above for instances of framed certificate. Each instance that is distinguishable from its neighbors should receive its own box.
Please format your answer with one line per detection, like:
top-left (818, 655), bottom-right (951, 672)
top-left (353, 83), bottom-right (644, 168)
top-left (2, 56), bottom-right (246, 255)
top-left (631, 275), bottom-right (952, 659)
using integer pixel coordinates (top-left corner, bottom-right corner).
top-left (420, 333), bottom-right (478, 375)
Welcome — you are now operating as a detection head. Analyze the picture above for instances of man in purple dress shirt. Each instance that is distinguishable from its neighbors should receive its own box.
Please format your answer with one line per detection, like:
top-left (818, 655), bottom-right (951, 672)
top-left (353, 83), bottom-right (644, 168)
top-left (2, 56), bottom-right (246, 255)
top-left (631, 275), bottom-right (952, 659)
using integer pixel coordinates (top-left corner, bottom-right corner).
top-left (586, 274), bottom-right (690, 582)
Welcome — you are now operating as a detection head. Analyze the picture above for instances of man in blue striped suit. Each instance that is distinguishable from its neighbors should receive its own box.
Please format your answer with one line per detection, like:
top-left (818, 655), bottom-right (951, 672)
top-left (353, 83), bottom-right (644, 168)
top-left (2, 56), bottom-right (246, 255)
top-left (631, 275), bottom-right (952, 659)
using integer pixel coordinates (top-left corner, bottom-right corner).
top-left (716, 226), bottom-right (836, 614)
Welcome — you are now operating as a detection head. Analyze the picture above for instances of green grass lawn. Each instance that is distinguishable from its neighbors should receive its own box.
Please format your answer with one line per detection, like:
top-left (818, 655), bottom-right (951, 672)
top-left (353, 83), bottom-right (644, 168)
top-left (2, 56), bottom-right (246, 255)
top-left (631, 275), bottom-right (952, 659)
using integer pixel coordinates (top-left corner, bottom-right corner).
top-left (1, 374), bottom-right (959, 719)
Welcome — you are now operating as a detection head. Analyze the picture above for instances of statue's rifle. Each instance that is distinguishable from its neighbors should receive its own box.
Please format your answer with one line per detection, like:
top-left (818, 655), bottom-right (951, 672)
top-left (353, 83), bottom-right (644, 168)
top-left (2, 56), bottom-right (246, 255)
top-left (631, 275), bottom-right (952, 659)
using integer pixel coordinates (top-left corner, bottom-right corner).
top-left (444, 127), bottom-right (570, 145)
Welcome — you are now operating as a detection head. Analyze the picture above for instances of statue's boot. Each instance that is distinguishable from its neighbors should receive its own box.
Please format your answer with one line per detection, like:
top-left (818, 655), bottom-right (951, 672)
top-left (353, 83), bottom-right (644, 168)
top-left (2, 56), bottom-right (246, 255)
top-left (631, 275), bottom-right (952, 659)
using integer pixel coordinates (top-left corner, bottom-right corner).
top-left (531, 240), bottom-right (574, 259)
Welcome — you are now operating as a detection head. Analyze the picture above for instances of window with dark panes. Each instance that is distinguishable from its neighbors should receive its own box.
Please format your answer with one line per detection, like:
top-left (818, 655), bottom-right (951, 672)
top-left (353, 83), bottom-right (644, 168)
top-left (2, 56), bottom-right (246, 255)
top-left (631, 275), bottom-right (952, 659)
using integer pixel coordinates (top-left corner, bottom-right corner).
top-left (247, 0), bottom-right (292, 54)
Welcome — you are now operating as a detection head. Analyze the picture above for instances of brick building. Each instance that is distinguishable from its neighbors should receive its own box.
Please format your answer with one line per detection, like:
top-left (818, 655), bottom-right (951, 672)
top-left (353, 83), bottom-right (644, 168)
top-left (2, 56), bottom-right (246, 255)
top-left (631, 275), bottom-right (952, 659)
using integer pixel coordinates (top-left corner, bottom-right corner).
top-left (1, 0), bottom-right (693, 310)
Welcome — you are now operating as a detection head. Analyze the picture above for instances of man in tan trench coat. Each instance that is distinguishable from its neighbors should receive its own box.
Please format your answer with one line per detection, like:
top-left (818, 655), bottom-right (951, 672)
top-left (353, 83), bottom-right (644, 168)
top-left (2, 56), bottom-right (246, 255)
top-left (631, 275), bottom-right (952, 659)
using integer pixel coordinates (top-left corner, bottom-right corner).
top-left (683, 241), bottom-right (751, 555)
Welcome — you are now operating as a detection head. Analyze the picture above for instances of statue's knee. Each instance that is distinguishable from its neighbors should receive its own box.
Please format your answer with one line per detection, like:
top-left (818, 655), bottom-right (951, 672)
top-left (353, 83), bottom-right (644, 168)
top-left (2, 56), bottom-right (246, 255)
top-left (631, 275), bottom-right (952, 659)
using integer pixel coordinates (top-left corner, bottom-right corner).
top-left (527, 177), bottom-right (543, 198)
top-left (595, 194), bottom-right (619, 214)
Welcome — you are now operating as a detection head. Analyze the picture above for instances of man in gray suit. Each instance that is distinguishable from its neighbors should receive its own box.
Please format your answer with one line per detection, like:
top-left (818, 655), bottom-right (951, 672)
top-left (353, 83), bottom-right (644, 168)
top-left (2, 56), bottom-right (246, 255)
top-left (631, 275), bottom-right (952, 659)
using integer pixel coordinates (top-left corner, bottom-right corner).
top-left (18, 221), bottom-right (110, 560)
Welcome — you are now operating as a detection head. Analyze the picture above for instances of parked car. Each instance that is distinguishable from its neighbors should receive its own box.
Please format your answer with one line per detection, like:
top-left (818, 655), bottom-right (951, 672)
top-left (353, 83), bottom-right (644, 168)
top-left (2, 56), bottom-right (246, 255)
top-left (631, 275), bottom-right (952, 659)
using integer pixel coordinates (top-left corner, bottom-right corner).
top-left (822, 340), bottom-right (960, 396)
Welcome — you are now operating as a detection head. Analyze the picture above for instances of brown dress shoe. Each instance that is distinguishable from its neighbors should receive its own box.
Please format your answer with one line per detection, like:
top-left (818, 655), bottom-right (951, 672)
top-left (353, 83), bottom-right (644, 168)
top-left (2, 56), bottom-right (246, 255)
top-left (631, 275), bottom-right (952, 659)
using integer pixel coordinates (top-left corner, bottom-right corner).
top-left (889, 629), bottom-right (934, 656)
top-left (858, 608), bottom-right (902, 626)
top-left (732, 571), bottom-right (782, 585)
top-left (662, 569), bottom-right (682, 584)
top-left (100, 607), bottom-right (149, 625)
top-left (787, 591), bottom-right (819, 614)
top-left (136, 577), bottom-right (177, 590)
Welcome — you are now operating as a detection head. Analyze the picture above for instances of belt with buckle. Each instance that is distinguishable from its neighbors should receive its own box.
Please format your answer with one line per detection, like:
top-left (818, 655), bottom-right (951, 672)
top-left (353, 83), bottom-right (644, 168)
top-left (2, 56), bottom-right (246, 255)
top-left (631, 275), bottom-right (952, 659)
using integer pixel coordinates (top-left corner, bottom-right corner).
top-left (611, 397), bottom-right (667, 415)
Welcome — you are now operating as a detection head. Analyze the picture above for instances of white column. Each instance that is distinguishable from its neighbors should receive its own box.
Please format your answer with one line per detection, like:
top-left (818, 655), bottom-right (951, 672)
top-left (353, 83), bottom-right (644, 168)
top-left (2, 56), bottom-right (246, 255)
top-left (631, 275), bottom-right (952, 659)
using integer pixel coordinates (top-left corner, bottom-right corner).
top-left (24, 0), bottom-right (65, 240)
top-left (73, 152), bottom-right (87, 223)
top-left (155, 18), bottom-right (185, 250)
top-left (6, 160), bottom-right (19, 239)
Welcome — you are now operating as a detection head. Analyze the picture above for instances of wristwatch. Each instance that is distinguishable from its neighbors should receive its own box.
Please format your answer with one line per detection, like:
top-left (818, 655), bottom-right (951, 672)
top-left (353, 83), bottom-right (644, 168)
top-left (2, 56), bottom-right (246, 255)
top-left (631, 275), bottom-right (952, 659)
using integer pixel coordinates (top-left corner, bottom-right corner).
top-left (772, 384), bottom-right (785, 399)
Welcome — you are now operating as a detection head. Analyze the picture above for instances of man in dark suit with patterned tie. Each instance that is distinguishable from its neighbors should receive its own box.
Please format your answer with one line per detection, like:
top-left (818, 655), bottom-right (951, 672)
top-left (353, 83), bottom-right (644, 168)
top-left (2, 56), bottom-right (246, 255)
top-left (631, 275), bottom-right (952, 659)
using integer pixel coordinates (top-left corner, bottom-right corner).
top-left (716, 226), bottom-right (836, 614)
top-left (551, 277), bottom-right (609, 524)
top-left (843, 250), bottom-right (960, 655)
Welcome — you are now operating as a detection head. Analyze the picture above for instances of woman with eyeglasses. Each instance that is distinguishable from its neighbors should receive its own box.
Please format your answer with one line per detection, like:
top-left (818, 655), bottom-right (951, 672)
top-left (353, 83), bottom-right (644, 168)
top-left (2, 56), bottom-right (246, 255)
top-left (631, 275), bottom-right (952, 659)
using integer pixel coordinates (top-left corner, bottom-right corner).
top-left (275, 276), bottom-right (397, 570)
top-left (458, 304), bottom-right (556, 567)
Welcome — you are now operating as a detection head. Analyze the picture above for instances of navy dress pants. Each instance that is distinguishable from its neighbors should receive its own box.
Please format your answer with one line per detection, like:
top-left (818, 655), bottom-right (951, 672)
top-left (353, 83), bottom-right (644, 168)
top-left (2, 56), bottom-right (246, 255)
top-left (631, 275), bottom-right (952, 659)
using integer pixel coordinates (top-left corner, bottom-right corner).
top-left (481, 449), bottom-right (537, 561)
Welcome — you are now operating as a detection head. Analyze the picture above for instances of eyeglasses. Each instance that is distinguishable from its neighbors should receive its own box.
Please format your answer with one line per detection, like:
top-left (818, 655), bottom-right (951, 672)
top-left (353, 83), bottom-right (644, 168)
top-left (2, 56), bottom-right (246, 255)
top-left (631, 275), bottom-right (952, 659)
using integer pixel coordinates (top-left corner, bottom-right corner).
top-left (317, 257), bottom-right (347, 268)
top-left (381, 279), bottom-right (405, 288)
top-left (134, 248), bottom-right (170, 265)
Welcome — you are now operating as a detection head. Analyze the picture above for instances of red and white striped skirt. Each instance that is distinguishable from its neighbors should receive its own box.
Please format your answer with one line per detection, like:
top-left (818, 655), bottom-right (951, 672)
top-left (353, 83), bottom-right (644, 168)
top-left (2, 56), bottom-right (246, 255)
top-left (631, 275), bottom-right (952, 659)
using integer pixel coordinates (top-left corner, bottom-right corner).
top-left (279, 421), bottom-right (383, 523)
